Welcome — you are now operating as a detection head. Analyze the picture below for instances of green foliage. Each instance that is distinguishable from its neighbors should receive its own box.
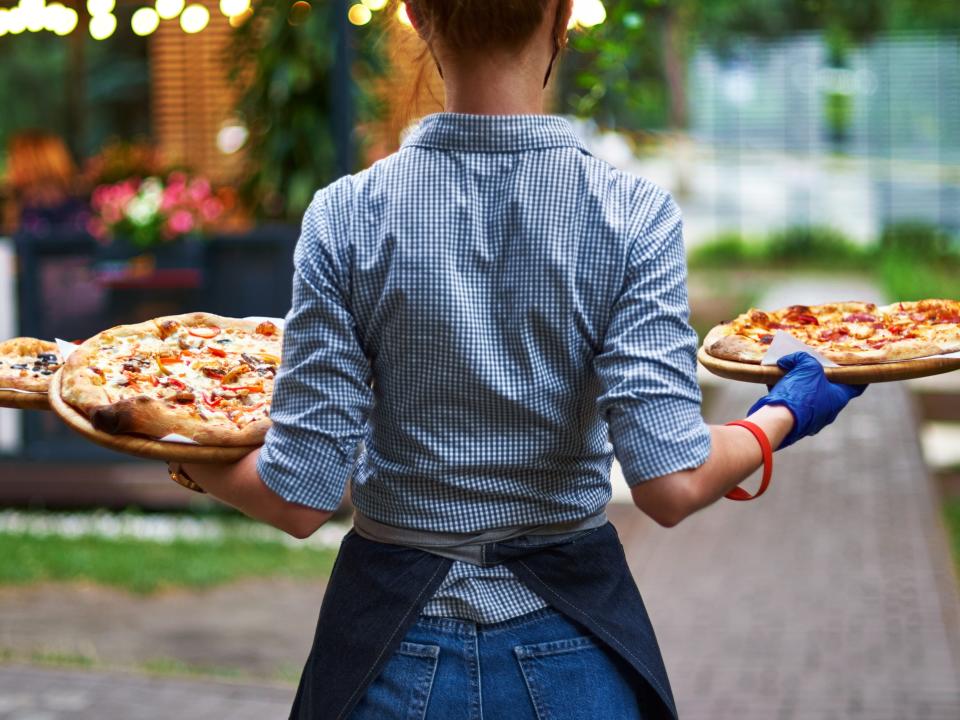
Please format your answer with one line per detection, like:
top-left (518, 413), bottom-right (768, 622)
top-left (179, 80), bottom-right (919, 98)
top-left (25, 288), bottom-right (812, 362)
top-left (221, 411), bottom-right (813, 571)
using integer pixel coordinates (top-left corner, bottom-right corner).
top-left (0, 532), bottom-right (336, 594)
top-left (561, 1), bottom-right (668, 129)
top-left (945, 498), bottom-right (960, 576)
top-left (689, 226), bottom-right (867, 269)
top-left (689, 222), bottom-right (960, 301)
top-left (228, 2), bottom-right (384, 220)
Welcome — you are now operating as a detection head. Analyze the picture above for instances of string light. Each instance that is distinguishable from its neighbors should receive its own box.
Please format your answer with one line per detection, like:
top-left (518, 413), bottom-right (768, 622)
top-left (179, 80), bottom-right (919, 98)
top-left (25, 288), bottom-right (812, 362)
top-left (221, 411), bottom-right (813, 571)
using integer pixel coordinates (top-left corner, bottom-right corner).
top-left (6, 6), bottom-right (26, 33)
top-left (219, 0), bottom-right (250, 18)
top-left (86, 0), bottom-right (115, 15)
top-left (347, 3), bottom-right (371, 25)
top-left (287, 0), bottom-right (310, 25)
top-left (53, 5), bottom-right (77, 34)
top-left (396, 2), bottom-right (411, 27)
top-left (88, 11), bottom-right (116, 39)
top-left (156, 0), bottom-right (185, 20)
top-left (131, 6), bottom-right (160, 35)
top-left (179, 3), bottom-right (209, 33)
top-left (0, 9), bottom-right (8, 37)
top-left (228, 8), bottom-right (252, 26)
top-left (42, 2), bottom-right (65, 31)
top-left (21, 0), bottom-right (46, 32)
top-left (569, 0), bottom-right (606, 29)
top-left (361, 0), bottom-right (387, 10)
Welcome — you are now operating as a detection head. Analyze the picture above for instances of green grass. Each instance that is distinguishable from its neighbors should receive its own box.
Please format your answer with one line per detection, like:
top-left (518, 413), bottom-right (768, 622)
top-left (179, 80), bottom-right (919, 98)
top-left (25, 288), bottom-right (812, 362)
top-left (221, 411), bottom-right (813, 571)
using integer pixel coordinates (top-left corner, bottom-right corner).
top-left (0, 533), bottom-right (337, 594)
top-left (944, 498), bottom-right (960, 576)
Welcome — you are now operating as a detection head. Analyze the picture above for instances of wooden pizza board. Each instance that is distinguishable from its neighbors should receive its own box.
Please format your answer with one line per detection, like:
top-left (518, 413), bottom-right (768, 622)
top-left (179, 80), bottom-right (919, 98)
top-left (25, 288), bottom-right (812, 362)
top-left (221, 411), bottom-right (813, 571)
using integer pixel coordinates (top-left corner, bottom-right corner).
top-left (0, 388), bottom-right (52, 410)
top-left (48, 370), bottom-right (261, 463)
top-left (698, 344), bottom-right (960, 384)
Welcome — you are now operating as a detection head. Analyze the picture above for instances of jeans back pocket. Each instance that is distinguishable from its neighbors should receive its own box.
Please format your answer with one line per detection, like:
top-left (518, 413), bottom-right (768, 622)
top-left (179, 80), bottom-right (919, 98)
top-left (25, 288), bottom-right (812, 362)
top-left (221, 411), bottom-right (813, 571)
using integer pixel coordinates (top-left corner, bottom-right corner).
top-left (350, 642), bottom-right (440, 720)
top-left (515, 635), bottom-right (646, 720)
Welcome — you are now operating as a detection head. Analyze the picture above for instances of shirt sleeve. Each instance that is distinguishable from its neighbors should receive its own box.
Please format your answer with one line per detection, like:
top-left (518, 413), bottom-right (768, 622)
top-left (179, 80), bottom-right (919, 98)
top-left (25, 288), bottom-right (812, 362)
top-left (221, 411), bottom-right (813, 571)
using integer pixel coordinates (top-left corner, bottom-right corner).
top-left (593, 190), bottom-right (712, 485)
top-left (256, 191), bottom-right (373, 510)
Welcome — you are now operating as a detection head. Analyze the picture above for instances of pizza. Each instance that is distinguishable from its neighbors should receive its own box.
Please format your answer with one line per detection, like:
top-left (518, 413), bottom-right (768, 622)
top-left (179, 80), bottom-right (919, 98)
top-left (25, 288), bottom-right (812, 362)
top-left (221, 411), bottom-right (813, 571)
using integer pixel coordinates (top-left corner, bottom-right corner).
top-left (0, 338), bottom-right (62, 393)
top-left (704, 299), bottom-right (960, 365)
top-left (59, 312), bottom-right (282, 446)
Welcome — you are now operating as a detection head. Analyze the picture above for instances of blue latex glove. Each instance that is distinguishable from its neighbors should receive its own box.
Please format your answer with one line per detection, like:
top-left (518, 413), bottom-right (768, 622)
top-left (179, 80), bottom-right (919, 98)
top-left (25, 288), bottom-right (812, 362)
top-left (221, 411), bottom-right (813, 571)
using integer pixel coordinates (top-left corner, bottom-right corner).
top-left (748, 352), bottom-right (867, 449)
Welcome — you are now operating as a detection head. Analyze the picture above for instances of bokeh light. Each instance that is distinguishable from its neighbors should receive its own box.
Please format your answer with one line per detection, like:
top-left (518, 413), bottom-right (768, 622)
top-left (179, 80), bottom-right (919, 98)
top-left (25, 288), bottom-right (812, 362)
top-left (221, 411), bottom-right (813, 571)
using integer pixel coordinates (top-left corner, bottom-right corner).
top-left (53, 5), bottom-right (77, 34)
top-left (219, 0), bottom-right (249, 18)
top-left (86, 0), bottom-right (116, 16)
top-left (396, 2), bottom-right (411, 27)
top-left (228, 7), bottom-right (252, 27)
top-left (6, 6), bottom-right (26, 34)
top-left (42, 2), bottom-right (65, 32)
top-left (287, 0), bottom-right (310, 26)
top-left (131, 6), bottom-right (160, 36)
top-left (179, 3), bottom-right (209, 33)
top-left (0, 9), bottom-right (8, 37)
top-left (89, 12), bottom-right (117, 39)
top-left (156, 0), bottom-right (185, 20)
top-left (569, 0), bottom-right (606, 29)
top-left (361, 0), bottom-right (388, 10)
top-left (347, 3), bottom-right (371, 26)
top-left (21, 0), bottom-right (46, 32)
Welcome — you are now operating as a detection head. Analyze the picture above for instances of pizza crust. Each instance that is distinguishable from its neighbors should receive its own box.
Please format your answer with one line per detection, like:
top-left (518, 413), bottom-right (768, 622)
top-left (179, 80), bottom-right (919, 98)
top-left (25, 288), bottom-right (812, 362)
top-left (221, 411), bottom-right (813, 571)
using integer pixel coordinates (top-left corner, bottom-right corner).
top-left (704, 325), bottom-right (765, 364)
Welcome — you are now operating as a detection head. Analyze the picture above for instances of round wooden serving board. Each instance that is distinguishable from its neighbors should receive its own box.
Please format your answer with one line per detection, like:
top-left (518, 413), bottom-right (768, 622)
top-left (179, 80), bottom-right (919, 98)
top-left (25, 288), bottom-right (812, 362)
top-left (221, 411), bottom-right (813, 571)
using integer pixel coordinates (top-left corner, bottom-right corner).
top-left (698, 344), bottom-right (960, 384)
top-left (49, 371), bottom-right (261, 463)
top-left (0, 388), bottom-right (51, 411)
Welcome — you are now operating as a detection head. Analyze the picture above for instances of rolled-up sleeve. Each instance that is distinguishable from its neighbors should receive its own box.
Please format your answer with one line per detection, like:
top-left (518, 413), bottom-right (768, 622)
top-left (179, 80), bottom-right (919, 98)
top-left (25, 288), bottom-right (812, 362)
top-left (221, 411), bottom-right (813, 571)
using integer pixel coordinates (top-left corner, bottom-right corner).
top-left (593, 191), bottom-right (711, 485)
top-left (257, 192), bottom-right (373, 510)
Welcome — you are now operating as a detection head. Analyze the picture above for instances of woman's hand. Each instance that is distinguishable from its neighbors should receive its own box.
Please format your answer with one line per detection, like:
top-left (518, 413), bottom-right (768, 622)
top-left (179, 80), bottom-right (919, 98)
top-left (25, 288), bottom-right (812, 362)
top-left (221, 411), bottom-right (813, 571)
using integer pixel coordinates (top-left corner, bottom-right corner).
top-left (749, 352), bottom-right (867, 449)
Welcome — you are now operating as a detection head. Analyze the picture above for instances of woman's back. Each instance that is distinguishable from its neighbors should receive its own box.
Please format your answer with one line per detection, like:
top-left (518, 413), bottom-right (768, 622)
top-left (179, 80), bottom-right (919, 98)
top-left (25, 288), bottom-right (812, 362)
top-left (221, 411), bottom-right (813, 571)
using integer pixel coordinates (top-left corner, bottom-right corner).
top-left (265, 112), bottom-right (709, 535)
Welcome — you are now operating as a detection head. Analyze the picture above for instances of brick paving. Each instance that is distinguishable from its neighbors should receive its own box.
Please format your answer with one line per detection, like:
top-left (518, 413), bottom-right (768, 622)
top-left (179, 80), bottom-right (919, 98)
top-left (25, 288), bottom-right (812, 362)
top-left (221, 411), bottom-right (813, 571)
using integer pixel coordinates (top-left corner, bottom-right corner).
top-left (1, 278), bottom-right (958, 718)
top-left (0, 665), bottom-right (292, 720)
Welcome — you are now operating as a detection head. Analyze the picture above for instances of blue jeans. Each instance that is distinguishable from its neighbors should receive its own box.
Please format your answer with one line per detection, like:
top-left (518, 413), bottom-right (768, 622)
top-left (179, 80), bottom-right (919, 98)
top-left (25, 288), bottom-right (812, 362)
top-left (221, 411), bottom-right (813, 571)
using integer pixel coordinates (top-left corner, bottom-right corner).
top-left (349, 608), bottom-right (648, 720)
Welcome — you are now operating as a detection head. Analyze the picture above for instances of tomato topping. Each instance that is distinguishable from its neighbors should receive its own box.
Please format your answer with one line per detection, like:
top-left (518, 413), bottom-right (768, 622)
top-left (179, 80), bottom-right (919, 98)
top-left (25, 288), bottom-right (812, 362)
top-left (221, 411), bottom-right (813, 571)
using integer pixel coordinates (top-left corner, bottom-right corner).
top-left (818, 328), bottom-right (849, 342)
top-left (792, 313), bottom-right (819, 325)
top-left (202, 392), bottom-right (222, 409)
top-left (843, 313), bottom-right (876, 323)
top-left (189, 327), bottom-right (221, 339)
top-left (255, 321), bottom-right (277, 336)
top-left (207, 346), bottom-right (227, 358)
top-left (222, 383), bottom-right (264, 392)
top-left (167, 377), bottom-right (187, 390)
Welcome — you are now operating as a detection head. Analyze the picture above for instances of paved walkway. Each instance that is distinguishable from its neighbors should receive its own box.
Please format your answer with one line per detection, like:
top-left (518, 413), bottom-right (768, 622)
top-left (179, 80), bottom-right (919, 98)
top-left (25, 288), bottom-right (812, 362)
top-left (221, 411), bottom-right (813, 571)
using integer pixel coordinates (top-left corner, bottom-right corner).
top-left (1, 278), bottom-right (958, 718)
top-left (609, 278), bottom-right (960, 719)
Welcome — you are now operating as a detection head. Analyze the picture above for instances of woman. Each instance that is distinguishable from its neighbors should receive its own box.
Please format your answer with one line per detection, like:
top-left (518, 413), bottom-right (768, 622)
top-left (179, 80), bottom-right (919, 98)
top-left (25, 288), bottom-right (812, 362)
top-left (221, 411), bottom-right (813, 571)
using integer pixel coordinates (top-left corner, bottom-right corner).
top-left (168, 1), bottom-right (865, 717)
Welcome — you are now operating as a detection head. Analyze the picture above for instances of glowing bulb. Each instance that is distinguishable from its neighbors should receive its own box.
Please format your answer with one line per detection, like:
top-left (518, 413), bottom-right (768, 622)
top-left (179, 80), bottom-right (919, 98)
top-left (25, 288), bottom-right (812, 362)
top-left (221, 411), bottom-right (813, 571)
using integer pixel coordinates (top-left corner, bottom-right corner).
top-left (396, 2), bottom-right (411, 27)
top-left (21, 0), bottom-right (46, 32)
top-left (86, 0), bottom-right (115, 15)
top-left (156, 0), bottom-right (184, 20)
top-left (179, 3), bottom-right (209, 33)
top-left (42, 2), bottom-right (64, 31)
top-left (131, 6), bottom-right (160, 35)
top-left (219, 0), bottom-right (249, 16)
top-left (89, 11), bottom-right (116, 39)
top-left (228, 7), bottom-right (252, 26)
top-left (361, 0), bottom-right (387, 10)
top-left (6, 6), bottom-right (26, 33)
top-left (53, 5), bottom-right (77, 34)
top-left (347, 3), bottom-right (371, 25)
top-left (0, 9), bottom-right (8, 37)
top-left (571, 0), bottom-right (606, 28)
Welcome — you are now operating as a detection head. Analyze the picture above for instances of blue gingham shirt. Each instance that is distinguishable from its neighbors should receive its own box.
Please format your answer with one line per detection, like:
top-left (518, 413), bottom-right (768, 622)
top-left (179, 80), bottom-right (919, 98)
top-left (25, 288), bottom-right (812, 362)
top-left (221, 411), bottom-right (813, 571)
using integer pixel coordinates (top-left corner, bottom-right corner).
top-left (257, 113), bottom-right (711, 623)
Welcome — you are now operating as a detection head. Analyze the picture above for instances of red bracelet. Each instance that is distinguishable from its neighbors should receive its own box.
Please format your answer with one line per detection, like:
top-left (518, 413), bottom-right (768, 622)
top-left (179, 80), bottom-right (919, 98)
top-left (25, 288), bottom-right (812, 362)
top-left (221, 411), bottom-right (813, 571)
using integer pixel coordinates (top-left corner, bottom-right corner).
top-left (723, 420), bottom-right (773, 501)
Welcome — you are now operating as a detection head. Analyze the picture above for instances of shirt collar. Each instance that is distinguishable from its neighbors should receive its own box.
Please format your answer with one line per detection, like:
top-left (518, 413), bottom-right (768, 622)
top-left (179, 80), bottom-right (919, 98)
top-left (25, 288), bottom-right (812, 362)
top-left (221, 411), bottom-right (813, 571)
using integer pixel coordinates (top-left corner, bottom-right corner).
top-left (401, 112), bottom-right (589, 154)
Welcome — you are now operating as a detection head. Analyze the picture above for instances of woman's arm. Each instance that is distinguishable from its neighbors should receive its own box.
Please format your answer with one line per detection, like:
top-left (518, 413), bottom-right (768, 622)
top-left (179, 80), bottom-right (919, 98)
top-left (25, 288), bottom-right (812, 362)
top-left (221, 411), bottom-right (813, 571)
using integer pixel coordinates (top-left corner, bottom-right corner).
top-left (632, 353), bottom-right (867, 527)
top-left (180, 453), bottom-right (334, 539)
top-left (630, 405), bottom-right (793, 527)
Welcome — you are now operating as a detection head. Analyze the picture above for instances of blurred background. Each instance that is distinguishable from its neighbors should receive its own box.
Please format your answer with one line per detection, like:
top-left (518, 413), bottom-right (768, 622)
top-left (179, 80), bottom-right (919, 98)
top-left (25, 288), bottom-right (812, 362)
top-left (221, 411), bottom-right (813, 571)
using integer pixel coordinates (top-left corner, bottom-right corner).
top-left (0, 1), bottom-right (958, 718)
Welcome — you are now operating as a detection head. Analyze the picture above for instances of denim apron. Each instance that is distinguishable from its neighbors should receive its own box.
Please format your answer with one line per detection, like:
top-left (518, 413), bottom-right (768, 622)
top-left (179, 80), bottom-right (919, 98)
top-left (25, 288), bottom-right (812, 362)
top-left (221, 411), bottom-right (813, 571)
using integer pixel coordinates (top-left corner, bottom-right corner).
top-left (289, 521), bottom-right (677, 720)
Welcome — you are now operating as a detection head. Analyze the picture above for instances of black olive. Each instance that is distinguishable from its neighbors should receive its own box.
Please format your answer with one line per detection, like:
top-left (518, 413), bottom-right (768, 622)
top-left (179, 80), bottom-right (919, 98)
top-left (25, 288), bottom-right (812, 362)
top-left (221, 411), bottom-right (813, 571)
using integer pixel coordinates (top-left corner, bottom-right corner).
top-left (41, 370), bottom-right (53, 376)
top-left (215, 338), bottom-right (232, 344)
top-left (11, 364), bottom-right (27, 369)
top-left (38, 353), bottom-right (58, 363)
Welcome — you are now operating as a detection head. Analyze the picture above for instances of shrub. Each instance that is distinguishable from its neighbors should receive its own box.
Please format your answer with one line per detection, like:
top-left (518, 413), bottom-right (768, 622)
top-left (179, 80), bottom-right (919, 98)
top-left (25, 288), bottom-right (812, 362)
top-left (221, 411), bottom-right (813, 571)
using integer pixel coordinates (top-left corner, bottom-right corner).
top-left (764, 225), bottom-right (866, 266)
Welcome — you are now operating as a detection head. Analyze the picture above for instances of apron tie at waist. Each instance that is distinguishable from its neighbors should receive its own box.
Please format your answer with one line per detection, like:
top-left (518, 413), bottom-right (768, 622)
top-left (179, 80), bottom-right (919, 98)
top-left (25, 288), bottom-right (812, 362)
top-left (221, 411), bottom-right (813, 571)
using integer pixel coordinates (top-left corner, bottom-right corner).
top-left (351, 510), bottom-right (608, 566)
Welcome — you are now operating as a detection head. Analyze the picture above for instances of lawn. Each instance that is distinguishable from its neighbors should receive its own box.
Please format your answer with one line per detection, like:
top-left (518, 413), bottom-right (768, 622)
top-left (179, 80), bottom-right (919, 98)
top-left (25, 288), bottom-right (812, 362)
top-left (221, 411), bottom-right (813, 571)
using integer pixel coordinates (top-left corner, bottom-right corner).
top-left (0, 512), bottom-right (341, 593)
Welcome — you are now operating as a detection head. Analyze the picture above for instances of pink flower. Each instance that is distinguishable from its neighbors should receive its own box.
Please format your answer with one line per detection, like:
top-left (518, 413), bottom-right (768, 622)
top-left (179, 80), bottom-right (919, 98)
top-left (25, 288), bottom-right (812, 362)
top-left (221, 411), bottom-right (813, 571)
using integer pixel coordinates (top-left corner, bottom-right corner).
top-left (167, 210), bottom-right (195, 235)
top-left (200, 198), bottom-right (223, 222)
top-left (188, 178), bottom-right (211, 203)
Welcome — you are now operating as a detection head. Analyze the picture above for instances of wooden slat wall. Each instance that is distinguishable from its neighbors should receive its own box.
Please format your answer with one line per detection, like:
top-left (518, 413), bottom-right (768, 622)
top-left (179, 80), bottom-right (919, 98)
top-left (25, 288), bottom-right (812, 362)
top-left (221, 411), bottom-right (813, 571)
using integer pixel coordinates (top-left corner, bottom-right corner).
top-left (149, 1), bottom-right (243, 183)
